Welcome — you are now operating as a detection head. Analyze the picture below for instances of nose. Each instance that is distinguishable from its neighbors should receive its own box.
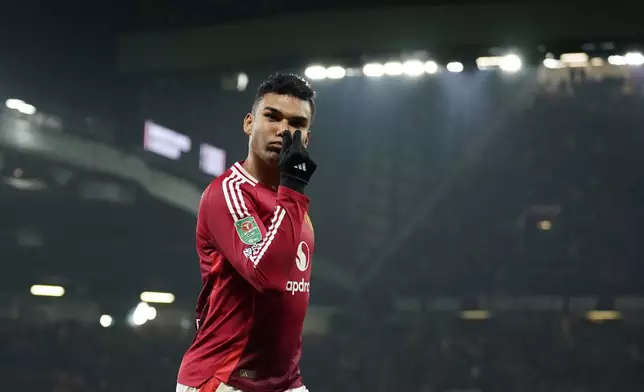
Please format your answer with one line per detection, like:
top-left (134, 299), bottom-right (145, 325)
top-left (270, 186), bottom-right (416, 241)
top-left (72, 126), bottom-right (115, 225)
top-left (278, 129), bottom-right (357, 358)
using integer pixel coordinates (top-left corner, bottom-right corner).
top-left (276, 122), bottom-right (294, 136)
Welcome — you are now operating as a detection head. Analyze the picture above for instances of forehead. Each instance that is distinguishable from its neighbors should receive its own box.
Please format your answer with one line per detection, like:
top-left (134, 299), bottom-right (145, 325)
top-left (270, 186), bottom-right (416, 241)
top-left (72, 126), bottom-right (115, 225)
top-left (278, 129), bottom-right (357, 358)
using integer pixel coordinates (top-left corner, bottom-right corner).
top-left (257, 93), bottom-right (312, 119)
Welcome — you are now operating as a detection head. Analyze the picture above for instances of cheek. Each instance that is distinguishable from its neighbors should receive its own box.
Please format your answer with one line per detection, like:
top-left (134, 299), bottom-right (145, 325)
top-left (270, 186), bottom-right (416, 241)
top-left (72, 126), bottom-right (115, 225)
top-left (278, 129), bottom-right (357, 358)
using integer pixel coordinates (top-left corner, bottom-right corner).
top-left (250, 125), bottom-right (269, 147)
top-left (250, 130), bottom-right (262, 147)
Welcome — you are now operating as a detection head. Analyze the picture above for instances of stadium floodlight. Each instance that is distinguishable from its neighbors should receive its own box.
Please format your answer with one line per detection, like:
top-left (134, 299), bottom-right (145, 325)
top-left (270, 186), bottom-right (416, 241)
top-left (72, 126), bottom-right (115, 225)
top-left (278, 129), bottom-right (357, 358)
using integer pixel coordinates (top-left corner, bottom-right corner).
top-left (625, 52), bottom-right (644, 66)
top-left (446, 62), bottom-right (464, 73)
top-left (537, 220), bottom-right (552, 230)
top-left (560, 52), bottom-right (588, 68)
top-left (543, 58), bottom-right (564, 69)
top-left (460, 310), bottom-right (489, 320)
top-left (325, 66), bottom-right (346, 79)
top-left (140, 291), bottom-right (175, 304)
top-left (304, 65), bottom-right (326, 80)
top-left (402, 60), bottom-right (424, 76)
top-left (236, 72), bottom-right (249, 92)
top-left (590, 57), bottom-right (604, 67)
top-left (130, 303), bottom-right (149, 326)
top-left (6, 98), bottom-right (36, 115)
top-left (362, 63), bottom-right (385, 77)
top-left (383, 61), bottom-right (404, 76)
top-left (476, 56), bottom-right (501, 70)
top-left (587, 310), bottom-right (620, 322)
top-left (145, 305), bottom-right (157, 320)
top-left (30, 284), bottom-right (65, 297)
top-left (499, 54), bottom-right (522, 72)
top-left (128, 302), bottom-right (157, 327)
top-left (607, 55), bottom-right (626, 65)
top-left (424, 61), bottom-right (439, 74)
top-left (100, 314), bottom-right (114, 328)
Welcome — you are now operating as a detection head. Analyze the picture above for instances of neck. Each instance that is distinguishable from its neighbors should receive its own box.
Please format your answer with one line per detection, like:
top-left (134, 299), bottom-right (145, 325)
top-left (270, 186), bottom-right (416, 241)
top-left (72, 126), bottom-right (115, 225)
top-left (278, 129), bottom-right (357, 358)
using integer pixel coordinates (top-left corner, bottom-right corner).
top-left (243, 153), bottom-right (280, 191)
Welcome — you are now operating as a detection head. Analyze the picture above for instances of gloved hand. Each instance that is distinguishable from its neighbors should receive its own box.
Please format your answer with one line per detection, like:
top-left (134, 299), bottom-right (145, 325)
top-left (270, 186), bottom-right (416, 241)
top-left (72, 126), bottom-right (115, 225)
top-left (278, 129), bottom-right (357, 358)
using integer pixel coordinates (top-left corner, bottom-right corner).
top-left (279, 130), bottom-right (317, 193)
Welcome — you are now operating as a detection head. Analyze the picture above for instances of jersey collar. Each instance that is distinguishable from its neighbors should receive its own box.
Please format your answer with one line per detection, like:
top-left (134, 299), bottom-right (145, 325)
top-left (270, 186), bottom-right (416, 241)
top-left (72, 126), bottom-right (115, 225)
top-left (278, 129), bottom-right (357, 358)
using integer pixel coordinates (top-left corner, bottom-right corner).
top-left (233, 161), bottom-right (259, 186)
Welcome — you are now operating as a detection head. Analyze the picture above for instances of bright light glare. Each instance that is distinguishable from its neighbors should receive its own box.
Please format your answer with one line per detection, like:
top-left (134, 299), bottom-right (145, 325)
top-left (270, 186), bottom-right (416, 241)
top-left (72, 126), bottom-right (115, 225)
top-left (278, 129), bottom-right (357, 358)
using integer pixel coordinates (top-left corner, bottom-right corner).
top-left (304, 65), bottom-right (326, 80)
top-left (537, 220), bottom-right (552, 231)
top-left (6, 98), bottom-right (36, 115)
top-left (607, 55), bottom-right (626, 65)
top-left (22, 104), bottom-right (36, 115)
top-left (625, 52), bottom-right (644, 66)
top-left (446, 62), bottom-right (464, 73)
top-left (140, 291), bottom-right (175, 304)
top-left (383, 61), bottom-right (403, 75)
top-left (363, 63), bottom-right (385, 77)
top-left (590, 57), bottom-right (604, 67)
top-left (30, 284), bottom-right (65, 297)
top-left (500, 54), bottom-right (522, 72)
top-left (100, 315), bottom-right (114, 328)
top-left (560, 52), bottom-right (588, 63)
top-left (325, 66), bottom-right (346, 79)
top-left (461, 310), bottom-right (490, 320)
top-left (236, 73), bottom-right (249, 92)
top-left (543, 58), bottom-right (564, 69)
top-left (402, 60), bottom-right (424, 76)
top-left (476, 56), bottom-right (501, 69)
top-left (128, 302), bottom-right (157, 327)
top-left (424, 61), bottom-right (439, 74)
top-left (587, 310), bottom-right (620, 322)
top-left (131, 312), bottom-right (147, 326)
top-left (560, 52), bottom-right (588, 68)
top-left (6, 99), bottom-right (22, 110)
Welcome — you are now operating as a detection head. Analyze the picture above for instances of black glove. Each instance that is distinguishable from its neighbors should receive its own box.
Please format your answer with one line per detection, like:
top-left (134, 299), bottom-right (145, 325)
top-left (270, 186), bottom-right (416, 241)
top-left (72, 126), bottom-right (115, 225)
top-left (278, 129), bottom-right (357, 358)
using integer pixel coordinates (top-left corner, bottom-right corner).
top-left (279, 130), bottom-right (317, 193)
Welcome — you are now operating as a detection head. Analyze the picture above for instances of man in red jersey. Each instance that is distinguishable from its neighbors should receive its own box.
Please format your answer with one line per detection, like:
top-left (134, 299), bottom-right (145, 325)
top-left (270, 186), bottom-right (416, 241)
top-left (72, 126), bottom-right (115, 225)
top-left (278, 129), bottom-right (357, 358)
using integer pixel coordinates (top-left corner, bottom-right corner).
top-left (177, 74), bottom-right (318, 392)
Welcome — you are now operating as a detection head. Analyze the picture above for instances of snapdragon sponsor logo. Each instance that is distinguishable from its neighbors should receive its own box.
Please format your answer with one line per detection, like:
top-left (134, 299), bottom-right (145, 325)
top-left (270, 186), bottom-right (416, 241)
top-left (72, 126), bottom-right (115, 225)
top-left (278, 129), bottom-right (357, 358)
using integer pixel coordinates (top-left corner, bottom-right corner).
top-left (286, 278), bottom-right (310, 295)
top-left (286, 241), bottom-right (311, 295)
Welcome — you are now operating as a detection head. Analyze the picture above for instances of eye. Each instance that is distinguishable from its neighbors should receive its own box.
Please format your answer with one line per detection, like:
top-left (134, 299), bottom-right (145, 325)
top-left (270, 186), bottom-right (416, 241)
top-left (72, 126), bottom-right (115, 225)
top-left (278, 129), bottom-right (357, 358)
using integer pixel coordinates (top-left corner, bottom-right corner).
top-left (265, 113), bottom-right (279, 121)
top-left (290, 120), bottom-right (307, 128)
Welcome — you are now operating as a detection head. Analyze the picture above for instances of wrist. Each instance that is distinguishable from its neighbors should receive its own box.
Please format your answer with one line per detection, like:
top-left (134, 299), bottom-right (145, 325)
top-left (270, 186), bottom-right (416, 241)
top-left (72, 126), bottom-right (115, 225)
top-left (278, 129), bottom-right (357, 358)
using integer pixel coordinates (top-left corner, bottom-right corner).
top-left (280, 173), bottom-right (307, 194)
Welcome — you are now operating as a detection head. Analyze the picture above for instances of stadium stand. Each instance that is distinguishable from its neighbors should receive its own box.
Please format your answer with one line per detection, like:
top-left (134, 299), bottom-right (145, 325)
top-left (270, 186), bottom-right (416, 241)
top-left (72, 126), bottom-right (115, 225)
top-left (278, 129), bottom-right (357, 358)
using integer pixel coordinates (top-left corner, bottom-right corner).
top-left (3, 64), bottom-right (644, 390)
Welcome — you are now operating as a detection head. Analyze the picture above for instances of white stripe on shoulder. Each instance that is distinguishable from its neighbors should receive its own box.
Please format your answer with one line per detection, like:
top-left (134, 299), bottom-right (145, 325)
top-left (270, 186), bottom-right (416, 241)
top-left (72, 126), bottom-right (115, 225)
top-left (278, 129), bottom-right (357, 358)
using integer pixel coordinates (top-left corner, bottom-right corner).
top-left (252, 206), bottom-right (287, 267)
top-left (222, 168), bottom-right (258, 222)
top-left (233, 162), bottom-right (258, 186)
top-left (221, 172), bottom-right (240, 222)
top-left (227, 175), bottom-right (245, 219)
top-left (233, 175), bottom-right (250, 217)
top-left (249, 206), bottom-right (282, 265)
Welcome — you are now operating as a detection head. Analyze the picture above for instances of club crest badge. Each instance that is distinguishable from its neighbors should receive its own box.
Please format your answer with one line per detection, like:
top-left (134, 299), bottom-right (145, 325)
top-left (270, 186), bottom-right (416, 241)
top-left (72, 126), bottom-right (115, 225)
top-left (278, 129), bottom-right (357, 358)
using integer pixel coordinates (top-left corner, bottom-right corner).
top-left (304, 214), bottom-right (314, 231)
top-left (235, 216), bottom-right (262, 245)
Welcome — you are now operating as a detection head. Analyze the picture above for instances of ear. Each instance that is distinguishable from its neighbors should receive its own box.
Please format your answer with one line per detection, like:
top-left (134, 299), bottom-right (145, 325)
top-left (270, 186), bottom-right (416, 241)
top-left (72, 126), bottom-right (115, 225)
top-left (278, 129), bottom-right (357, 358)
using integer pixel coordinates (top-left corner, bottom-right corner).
top-left (243, 113), bottom-right (253, 136)
top-left (303, 130), bottom-right (312, 147)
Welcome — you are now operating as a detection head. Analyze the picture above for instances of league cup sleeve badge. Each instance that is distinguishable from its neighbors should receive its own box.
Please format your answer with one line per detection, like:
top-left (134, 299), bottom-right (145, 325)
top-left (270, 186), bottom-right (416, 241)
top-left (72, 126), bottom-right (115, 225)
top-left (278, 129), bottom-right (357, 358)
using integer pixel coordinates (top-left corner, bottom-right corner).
top-left (235, 216), bottom-right (262, 245)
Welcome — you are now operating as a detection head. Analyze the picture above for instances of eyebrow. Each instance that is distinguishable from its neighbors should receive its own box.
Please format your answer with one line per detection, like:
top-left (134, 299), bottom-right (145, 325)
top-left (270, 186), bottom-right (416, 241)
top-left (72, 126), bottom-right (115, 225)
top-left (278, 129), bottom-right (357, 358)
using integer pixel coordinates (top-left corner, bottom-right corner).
top-left (263, 106), bottom-right (309, 123)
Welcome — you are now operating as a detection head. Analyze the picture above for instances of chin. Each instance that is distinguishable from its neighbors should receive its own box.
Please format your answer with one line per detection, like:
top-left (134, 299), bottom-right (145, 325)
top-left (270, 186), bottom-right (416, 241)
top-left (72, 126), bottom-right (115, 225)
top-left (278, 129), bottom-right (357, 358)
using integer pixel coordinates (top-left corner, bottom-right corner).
top-left (263, 151), bottom-right (280, 165)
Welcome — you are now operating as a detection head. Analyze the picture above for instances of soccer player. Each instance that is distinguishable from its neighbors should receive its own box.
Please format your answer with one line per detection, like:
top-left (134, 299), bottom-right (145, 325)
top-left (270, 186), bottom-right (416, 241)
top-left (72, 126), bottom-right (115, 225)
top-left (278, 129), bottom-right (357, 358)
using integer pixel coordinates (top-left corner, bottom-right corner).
top-left (177, 74), bottom-right (317, 392)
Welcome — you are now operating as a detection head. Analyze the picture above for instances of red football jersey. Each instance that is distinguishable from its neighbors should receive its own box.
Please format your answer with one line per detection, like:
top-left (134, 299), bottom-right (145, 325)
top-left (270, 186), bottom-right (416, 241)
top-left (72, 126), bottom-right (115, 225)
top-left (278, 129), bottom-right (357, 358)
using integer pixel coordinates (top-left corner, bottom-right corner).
top-left (177, 162), bottom-right (315, 392)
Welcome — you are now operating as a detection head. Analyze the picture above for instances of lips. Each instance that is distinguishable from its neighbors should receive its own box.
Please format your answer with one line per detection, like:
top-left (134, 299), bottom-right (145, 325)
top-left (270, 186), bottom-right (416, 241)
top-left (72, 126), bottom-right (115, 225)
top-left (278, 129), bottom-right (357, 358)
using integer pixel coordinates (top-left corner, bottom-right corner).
top-left (267, 143), bottom-right (282, 152)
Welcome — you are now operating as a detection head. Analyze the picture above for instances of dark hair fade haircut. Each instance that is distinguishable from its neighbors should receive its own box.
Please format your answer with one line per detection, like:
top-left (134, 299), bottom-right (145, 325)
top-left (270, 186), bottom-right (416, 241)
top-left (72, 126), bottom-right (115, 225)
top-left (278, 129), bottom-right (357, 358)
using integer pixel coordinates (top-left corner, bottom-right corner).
top-left (252, 73), bottom-right (317, 119)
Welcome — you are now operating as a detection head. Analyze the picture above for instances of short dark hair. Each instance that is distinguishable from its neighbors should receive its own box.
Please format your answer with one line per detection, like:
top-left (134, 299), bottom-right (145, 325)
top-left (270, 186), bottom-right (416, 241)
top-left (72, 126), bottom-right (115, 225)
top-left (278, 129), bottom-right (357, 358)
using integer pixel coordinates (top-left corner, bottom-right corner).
top-left (252, 73), bottom-right (316, 118)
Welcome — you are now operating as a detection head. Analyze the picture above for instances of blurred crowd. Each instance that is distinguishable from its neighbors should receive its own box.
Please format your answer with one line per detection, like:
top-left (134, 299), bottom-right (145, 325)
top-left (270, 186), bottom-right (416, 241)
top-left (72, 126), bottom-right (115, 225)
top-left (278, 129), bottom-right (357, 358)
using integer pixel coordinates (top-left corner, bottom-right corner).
top-left (364, 69), bottom-right (644, 300)
top-left (4, 71), bottom-right (644, 391)
top-left (3, 315), bottom-right (644, 392)
top-left (306, 313), bottom-right (644, 392)
top-left (1, 321), bottom-right (185, 392)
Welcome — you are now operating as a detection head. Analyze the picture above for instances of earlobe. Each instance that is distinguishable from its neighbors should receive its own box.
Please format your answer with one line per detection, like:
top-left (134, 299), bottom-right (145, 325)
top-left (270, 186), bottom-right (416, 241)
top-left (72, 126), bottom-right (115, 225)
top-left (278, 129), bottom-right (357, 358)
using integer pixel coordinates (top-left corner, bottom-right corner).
top-left (243, 113), bottom-right (253, 136)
